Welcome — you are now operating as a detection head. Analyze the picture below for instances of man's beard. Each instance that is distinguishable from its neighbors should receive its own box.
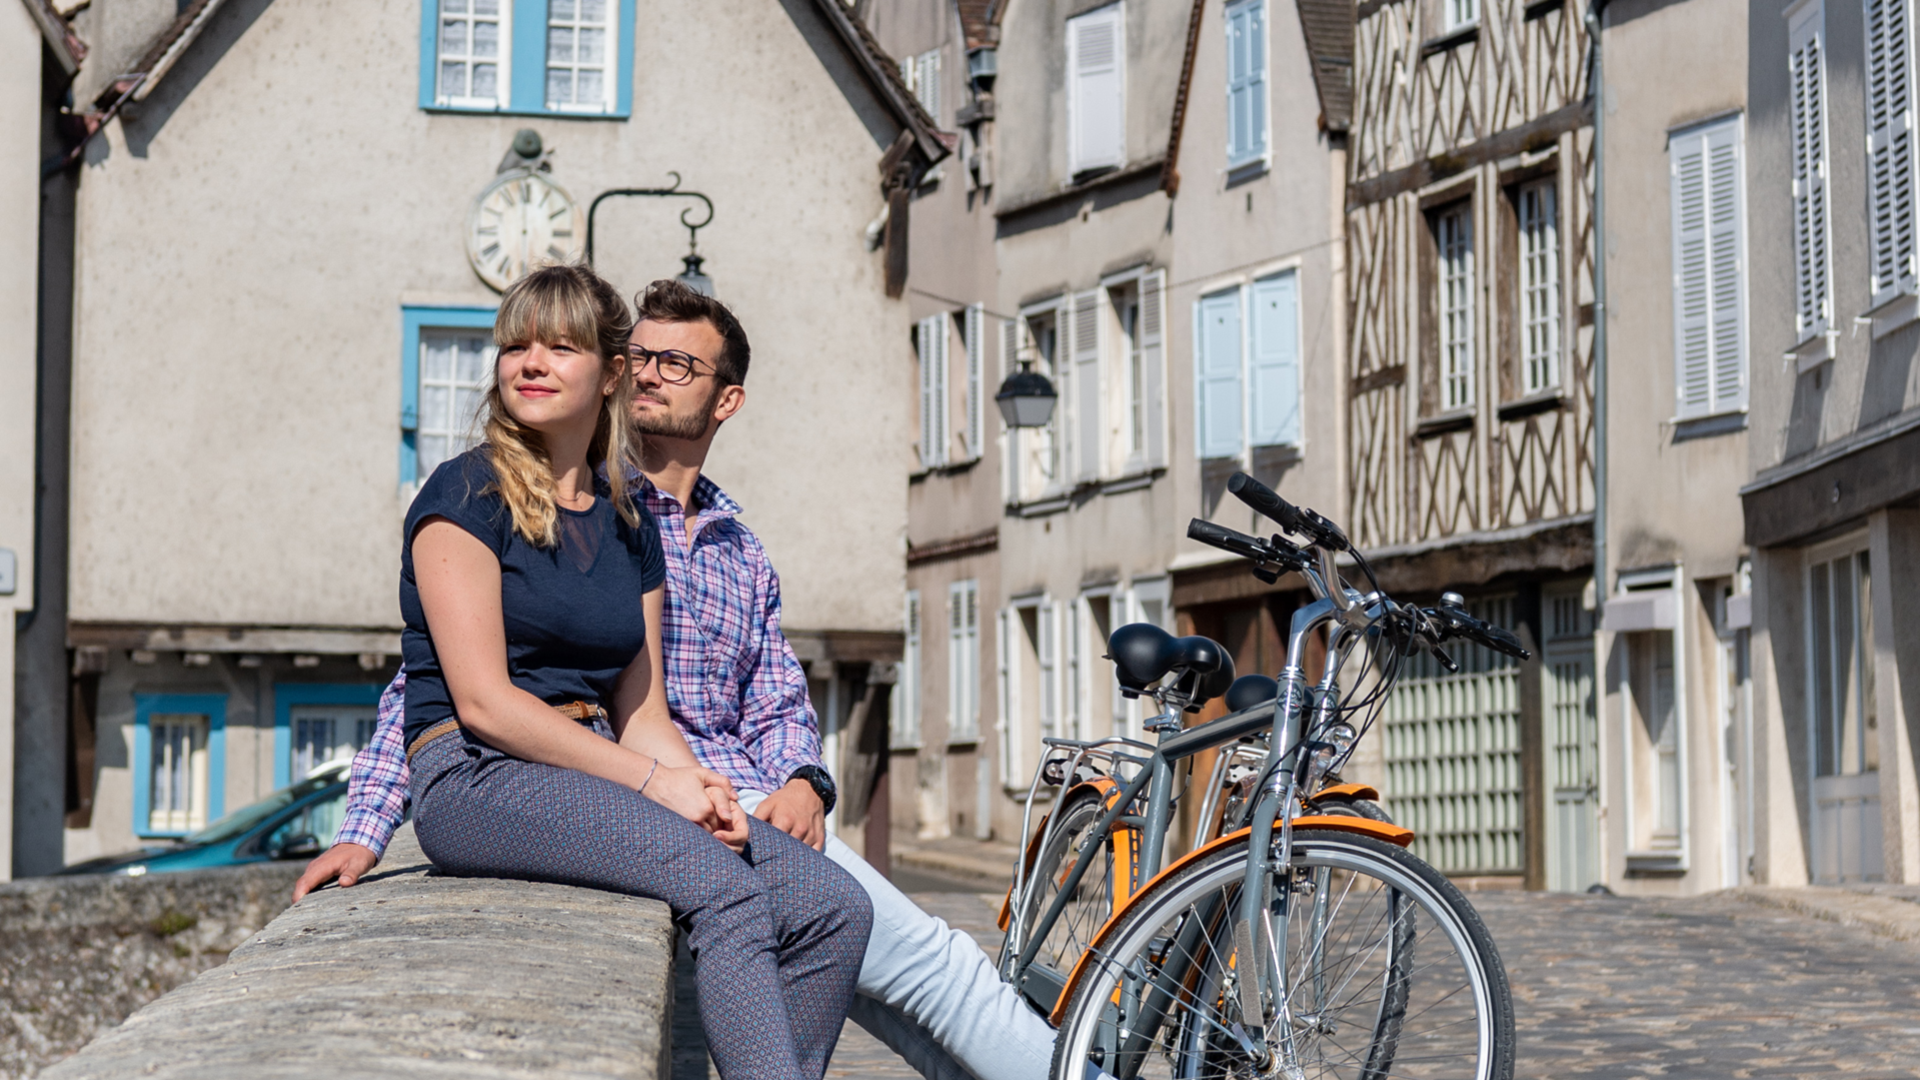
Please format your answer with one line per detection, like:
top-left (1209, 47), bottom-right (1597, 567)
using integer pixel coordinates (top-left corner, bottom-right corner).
top-left (634, 387), bottom-right (719, 440)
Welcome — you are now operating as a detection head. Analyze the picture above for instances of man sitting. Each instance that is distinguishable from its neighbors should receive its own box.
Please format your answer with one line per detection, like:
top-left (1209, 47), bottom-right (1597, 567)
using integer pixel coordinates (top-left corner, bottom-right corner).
top-left (295, 280), bottom-right (1057, 1080)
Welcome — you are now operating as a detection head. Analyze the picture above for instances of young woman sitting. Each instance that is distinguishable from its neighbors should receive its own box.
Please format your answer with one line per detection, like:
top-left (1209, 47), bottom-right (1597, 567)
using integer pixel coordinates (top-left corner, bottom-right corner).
top-left (399, 263), bottom-right (870, 1080)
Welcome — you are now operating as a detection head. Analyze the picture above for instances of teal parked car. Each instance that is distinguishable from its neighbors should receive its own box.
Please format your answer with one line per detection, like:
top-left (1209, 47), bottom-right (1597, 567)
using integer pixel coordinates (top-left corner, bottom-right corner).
top-left (59, 762), bottom-right (352, 876)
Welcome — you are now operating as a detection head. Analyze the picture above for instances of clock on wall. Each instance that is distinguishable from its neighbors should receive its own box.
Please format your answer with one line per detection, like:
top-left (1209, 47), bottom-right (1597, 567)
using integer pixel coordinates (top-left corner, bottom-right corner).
top-left (466, 168), bottom-right (586, 293)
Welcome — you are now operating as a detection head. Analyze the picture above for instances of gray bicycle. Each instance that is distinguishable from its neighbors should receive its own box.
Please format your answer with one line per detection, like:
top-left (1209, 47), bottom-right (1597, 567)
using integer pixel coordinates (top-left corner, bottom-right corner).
top-left (999, 472), bottom-right (1523, 1080)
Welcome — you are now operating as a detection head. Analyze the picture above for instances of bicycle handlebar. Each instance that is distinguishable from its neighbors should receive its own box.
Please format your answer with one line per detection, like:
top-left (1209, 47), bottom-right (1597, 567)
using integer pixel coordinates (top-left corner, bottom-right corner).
top-left (1413, 603), bottom-right (1532, 662)
top-left (1226, 472), bottom-right (1350, 552)
top-left (1186, 518), bottom-right (1308, 571)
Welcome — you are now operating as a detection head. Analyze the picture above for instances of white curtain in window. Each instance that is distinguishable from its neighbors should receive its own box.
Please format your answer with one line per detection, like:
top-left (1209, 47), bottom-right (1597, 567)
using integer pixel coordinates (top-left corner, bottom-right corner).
top-left (419, 330), bottom-right (494, 480)
top-left (547, 0), bottom-right (614, 112)
top-left (1139, 270), bottom-right (1166, 468)
top-left (438, 0), bottom-right (508, 107)
top-left (1670, 118), bottom-right (1747, 418)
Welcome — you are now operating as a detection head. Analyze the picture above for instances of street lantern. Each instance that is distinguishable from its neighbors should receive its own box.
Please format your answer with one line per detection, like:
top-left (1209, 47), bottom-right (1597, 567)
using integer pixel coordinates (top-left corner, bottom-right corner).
top-left (995, 365), bottom-right (1058, 428)
top-left (677, 253), bottom-right (714, 296)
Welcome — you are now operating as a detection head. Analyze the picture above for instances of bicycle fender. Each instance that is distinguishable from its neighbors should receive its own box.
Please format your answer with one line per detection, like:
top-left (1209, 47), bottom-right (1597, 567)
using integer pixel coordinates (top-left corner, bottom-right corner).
top-left (1000, 777), bottom-right (1121, 932)
top-left (1306, 782), bottom-right (1380, 804)
top-left (1047, 817), bottom-right (1417, 1027)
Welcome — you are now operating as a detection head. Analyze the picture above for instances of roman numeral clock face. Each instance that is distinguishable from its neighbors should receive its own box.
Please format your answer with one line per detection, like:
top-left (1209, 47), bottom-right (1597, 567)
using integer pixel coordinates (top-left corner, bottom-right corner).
top-left (465, 169), bottom-right (585, 292)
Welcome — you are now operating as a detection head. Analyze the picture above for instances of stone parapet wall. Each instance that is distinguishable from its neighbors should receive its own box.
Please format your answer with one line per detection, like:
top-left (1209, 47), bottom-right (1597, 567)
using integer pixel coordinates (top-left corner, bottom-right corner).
top-left (1, 861), bottom-right (304, 1078)
top-left (39, 825), bottom-right (674, 1080)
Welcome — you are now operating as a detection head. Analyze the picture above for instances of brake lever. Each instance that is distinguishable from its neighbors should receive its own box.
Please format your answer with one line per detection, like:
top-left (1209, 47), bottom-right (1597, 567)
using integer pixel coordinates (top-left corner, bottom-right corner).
top-left (1428, 642), bottom-right (1462, 674)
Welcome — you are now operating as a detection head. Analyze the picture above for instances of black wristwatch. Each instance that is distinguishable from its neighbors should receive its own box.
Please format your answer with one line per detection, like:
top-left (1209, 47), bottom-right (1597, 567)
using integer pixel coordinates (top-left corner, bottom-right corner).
top-left (788, 766), bottom-right (838, 815)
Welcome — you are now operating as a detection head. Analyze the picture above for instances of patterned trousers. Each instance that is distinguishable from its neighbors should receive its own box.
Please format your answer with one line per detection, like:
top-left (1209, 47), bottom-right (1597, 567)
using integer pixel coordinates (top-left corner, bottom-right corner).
top-left (408, 727), bottom-right (872, 1080)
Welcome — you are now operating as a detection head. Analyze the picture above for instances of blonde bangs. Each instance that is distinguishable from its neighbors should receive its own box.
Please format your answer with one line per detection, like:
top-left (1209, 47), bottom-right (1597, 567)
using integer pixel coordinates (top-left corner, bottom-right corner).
top-left (494, 272), bottom-right (606, 357)
top-left (480, 264), bottom-right (641, 549)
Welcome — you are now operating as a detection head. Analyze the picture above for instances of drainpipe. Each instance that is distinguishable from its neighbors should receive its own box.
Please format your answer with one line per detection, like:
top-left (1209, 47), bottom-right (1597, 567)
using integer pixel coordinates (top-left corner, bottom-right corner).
top-left (1585, 0), bottom-right (1611, 889)
top-left (1586, 0), bottom-right (1609, 610)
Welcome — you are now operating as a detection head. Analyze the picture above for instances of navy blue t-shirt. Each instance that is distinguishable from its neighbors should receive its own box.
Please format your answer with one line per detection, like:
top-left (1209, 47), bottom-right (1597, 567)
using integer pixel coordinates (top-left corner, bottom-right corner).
top-left (399, 449), bottom-right (667, 746)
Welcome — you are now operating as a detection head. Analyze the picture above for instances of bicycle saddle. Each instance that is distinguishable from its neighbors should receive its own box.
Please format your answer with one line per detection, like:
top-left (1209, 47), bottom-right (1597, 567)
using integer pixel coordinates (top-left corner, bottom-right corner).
top-left (1106, 624), bottom-right (1236, 704)
top-left (1224, 674), bottom-right (1279, 713)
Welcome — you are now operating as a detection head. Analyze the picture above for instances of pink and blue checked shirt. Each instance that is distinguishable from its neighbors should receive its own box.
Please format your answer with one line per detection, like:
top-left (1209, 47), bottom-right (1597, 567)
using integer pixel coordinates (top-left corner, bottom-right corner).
top-left (337, 474), bottom-right (824, 857)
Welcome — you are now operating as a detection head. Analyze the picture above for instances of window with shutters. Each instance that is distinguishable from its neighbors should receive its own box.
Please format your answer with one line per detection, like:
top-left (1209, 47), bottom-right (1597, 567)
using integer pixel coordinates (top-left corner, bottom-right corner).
top-left (1669, 117), bottom-right (1747, 419)
top-left (1249, 271), bottom-right (1301, 447)
top-left (963, 304), bottom-right (985, 461)
top-left (1791, 2), bottom-right (1832, 340)
top-left (1099, 270), bottom-right (1168, 476)
top-left (424, 0), bottom-right (633, 116)
top-left (897, 591), bottom-right (923, 749)
top-left (1517, 180), bottom-right (1561, 395)
top-left (901, 47), bottom-right (942, 123)
top-left (917, 313), bottom-right (952, 469)
top-left (1865, 0), bottom-right (1918, 307)
top-left (1434, 203), bottom-right (1476, 412)
top-left (1196, 288), bottom-right (1245, 459)
top-left (1068, 4), bottom-right (1126, 176)
top-left (1070, 290), bottom-right (1104, 483)
top-left (1007, 307), bottom-right (1064, 503)
top-left (949, 581), bottom-right (981, 744)
top-left (1226, 0), bottom-right (1268, 166)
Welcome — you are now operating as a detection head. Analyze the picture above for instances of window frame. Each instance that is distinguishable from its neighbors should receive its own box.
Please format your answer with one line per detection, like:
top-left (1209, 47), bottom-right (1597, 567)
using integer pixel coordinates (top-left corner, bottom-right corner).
top-left (273, 683), bottom-right (387, 789)
top-left (1434, 201), bottom-right (1476, 414)
top-left (949, 580), bottom-right (982, 745)
top-left (1225, 0), bottom-right (1269, 168)
top-left (419, 0), bottom-right (635, 118)
top-left (897, 590), bottom-right (923, 750)
top-left (1067, 2), bottom-right (1127, 176)
top-left (1788, 0), bottom-right (1833, 343)
top-left (1863, 0), bottom-right (1919, 309)
top-left (133, 693), bottom-right (228, 839)
top-left (1515, 177), bottom-right (1562, 396)
top-left (917, 313), bottom-right (953, 470)
top-left (1667, 113), bottom-right (1748, 420)
top-left (1193, 264), bottom-right (1304, 464)
top-left (401, 305), bottom-right (499, 488)
top-left (1007, 301), bottom-right (1068, 505)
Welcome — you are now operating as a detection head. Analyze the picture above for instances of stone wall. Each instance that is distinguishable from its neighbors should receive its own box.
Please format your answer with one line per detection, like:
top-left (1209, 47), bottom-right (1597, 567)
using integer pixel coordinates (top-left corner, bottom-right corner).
top-left (0, 862), bottom-right (303, 1078)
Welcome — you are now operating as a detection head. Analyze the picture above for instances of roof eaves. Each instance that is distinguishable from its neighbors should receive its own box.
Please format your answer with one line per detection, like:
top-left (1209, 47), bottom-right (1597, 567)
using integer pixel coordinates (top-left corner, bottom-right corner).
top-left (91, 0), bottom-right (230, 111)
top-left (814, 0), bottom-right (949, 168)
top-left (1296, 0), bottom-right (1355, 133)
top-left (21, 0), bottom-right (86, 76)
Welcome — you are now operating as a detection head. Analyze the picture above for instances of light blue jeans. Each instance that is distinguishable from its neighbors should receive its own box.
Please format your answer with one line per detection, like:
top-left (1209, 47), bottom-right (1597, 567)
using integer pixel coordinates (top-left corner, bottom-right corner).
top-left (738, 791), bottom-right (1055, 1080)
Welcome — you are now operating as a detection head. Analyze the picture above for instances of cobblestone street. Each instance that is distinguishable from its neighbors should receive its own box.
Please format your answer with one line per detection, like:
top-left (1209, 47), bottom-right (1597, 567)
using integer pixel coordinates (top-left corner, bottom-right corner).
top-left (800, 886), bottom-right (1920, 1079)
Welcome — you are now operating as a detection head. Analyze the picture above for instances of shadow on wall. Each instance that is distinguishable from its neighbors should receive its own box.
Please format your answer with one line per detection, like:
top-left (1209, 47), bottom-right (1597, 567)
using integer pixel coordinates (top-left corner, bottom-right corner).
top-left (1861, 321), bottom-right (1918, 432)
top-left (112, 0), bottom-right (277, 160)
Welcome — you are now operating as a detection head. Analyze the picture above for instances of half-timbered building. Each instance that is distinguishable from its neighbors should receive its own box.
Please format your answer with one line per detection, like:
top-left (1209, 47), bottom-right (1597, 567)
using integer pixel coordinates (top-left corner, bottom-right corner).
top-left (1344, 0), bottom-right (1598, 888)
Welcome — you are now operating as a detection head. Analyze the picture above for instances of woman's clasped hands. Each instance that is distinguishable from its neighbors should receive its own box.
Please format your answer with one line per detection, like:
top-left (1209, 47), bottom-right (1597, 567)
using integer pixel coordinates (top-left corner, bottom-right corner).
top-left (642, 762), bottom-right (752, 851)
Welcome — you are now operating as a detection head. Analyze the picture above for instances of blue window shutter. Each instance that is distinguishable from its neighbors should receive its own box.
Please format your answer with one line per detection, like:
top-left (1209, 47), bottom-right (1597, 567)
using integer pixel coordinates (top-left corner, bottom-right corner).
top-left (1249, 271), bottom-right (1300, 446)
top-left (418, 0), bottom-right (438, 110)
top-left (1197, 290), bottom-right (1244, 458)
top-left (1227, 0), bottom-right (1267, 164)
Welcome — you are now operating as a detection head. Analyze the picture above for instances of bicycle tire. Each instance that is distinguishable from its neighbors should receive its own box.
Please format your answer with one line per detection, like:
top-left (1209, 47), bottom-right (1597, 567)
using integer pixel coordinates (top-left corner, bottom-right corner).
top-left (1001, 788), bottom-right (1123, 1003)
top-left (1050, 827), bottom-right (1515, 1080)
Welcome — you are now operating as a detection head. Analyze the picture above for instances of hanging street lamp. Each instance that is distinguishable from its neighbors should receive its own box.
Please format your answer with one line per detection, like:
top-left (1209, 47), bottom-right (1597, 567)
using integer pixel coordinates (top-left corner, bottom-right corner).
top-left (995, 363), bottom-right (1058, 428)
top-left (586, 174), bottom-right (717, 294)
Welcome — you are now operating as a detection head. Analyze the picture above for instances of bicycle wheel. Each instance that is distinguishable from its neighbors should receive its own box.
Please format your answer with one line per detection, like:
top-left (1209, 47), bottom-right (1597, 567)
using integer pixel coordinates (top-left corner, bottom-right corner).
top-left (1051, 827), bottom-right (1514, 1080)
top-left (1000, 786), bottom-right (1125, 1005)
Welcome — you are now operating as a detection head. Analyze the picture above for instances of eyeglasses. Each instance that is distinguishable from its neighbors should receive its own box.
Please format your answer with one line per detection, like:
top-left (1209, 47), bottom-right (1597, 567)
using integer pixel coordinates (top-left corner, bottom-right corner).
top-left (628, 345), bottom-right (714, 386)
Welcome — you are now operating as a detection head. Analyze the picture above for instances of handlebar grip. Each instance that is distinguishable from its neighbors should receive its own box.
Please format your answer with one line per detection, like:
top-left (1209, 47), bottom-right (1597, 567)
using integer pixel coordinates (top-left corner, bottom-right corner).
top-left (1226, 472), bottom-right (1304, 532)
top-left (1186, 518), bottom-right (1272, 561)
top-left (1476, 622), bottom-right (1532, 662)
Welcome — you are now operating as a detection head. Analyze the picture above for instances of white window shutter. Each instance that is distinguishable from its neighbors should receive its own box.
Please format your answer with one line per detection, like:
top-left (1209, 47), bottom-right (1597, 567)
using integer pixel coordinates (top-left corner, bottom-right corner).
top-left (996, 607), bottom-right (1015, 785)
top-left (917, 317), bottom-right (937, 468)
top-left (1227, 0), bottom-right (1267, 164)
top-left (1001, 316), bottom-right (1023, 501)
top-left (1706, 124), bottom-right (1746, 412)
top-left (1790, 5), bottom-right (1831, 338)
top-left (1249, 271), bottom-right (1301, 447)
top-left (1141, 270), bottom-right (1167, 468)
top-left (1866, 0), bottom-right (1918, 306)
top-left (1069, 5), bottom-right (1125, 174)
top-left (965, 304), bottom-right (985, 459)
top-left (1670, 119), bottom-right (1746, 419)
top-left (1197, 290), bottom-right (1245, 458)
top-left (1071, 290), bottom-right (1103, 483)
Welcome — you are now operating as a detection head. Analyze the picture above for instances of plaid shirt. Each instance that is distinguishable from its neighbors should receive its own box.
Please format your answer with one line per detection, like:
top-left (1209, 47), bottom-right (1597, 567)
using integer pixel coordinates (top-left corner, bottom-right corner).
top-left (336, 474), bottom-right (823, 856)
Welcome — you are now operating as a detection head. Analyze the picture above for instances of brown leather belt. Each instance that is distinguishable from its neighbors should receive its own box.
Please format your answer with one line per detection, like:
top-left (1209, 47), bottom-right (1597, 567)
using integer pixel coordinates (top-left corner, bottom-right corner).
top-left (405, 701), bottom-right (609, 763)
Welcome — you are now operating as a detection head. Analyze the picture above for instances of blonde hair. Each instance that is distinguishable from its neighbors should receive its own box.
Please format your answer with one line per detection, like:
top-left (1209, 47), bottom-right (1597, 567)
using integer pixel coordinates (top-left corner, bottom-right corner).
top-left (483, 264), bottom-right (640, 547)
